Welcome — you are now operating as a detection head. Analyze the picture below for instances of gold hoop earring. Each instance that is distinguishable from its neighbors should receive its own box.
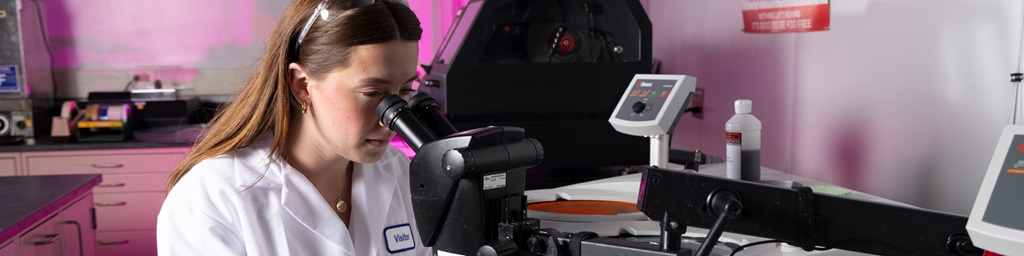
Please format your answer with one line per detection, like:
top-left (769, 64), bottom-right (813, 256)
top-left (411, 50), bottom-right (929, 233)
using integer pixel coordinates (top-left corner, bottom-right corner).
top-left (301, 102), bottom-right (308, 114)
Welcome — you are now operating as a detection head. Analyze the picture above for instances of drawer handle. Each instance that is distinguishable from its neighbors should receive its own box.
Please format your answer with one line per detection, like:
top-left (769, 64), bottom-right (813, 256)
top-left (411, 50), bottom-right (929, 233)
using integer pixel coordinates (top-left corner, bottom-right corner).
top-left (97, 182), bottom-right (126, 187)
top-left (91, 163), bottom-right (124, 168)
top-left (32, 233), bottom-right (61, 246)
top-left (98, 239), bottom-right (130, 245)
top-left (94, 201), bottom-right (127, 207)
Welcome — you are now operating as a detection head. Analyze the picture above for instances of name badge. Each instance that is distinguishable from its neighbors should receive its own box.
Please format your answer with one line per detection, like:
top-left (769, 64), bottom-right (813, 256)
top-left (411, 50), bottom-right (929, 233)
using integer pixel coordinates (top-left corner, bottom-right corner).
top-left (384, 223), bottom-right (416, 253)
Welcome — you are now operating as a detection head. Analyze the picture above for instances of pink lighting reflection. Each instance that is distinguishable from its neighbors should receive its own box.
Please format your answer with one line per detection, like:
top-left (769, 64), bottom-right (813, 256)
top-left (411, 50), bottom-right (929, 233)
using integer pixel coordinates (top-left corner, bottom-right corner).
top-left (411, 0), bottom-right (471, 65)
top-left (44, 0), bottom-right (272, 69)
top-left (391, 136), bottom-right (416, 159)
top-left (39, 0), bottom-right (467, 70)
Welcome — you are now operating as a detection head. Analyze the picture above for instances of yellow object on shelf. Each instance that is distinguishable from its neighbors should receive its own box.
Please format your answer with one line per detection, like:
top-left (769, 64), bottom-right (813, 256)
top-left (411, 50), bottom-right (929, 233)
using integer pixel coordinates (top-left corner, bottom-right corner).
top-left (76, 121), bottom-right (124, 129)
top-left (74, 103), bottom-right (134, 142)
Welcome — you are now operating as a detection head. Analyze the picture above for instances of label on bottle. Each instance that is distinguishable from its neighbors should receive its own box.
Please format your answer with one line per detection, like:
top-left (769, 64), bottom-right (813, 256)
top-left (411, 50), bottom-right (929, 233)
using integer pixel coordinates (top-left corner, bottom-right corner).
top-left (727, 131), bottom-right (761, 181)
top-left (726, 132), bottom-right (742, 179)
top-left (726, 132), bottom-right (742, 145)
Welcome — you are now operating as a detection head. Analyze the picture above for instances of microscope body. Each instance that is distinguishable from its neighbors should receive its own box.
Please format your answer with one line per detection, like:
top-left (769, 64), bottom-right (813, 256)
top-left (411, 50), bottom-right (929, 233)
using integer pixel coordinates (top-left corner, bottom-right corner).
top-left (412, 126), bottom-right (542, 255)
top-left (378, 94), bottom-right (544, 255)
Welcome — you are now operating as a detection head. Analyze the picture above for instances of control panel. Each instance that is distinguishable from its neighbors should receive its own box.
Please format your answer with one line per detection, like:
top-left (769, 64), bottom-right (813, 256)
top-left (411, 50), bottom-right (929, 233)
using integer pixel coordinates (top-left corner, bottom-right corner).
top-left (609, 74), bottom-right (696, 136)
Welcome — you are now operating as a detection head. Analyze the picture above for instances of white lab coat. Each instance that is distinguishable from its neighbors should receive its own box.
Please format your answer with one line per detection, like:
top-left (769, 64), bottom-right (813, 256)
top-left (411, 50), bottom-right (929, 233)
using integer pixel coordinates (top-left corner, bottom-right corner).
top-left (156, 137), bottom-right (432, 256)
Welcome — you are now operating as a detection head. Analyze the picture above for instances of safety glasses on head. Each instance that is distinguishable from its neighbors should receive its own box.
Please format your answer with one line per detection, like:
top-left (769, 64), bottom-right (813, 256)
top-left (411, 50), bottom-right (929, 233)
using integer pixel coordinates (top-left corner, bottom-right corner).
top-left (293, 0), bottom-right (374, 56)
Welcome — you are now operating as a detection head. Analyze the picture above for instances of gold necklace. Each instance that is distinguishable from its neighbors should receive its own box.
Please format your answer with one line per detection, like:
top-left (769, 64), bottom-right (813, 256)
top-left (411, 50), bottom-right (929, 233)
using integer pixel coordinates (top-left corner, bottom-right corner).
top-left (334, 162), bottom-right (353, 213)
top-left (335, 197), bottom-right (348, 213)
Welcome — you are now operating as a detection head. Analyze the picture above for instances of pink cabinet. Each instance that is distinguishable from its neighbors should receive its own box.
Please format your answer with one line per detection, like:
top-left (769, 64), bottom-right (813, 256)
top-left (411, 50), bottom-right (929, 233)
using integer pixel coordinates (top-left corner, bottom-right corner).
top-left (5, 193), bottom-right (96, 256)
top-left (21, 147), bottom-right (188, 256)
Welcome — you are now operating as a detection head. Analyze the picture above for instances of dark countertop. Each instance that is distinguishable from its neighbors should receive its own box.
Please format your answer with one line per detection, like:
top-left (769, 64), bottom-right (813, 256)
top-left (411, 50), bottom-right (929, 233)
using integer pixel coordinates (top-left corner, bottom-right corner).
top-left (0, 135), bottom-right (193, 153)
top-left (0, 174), bottom-right (102, 243)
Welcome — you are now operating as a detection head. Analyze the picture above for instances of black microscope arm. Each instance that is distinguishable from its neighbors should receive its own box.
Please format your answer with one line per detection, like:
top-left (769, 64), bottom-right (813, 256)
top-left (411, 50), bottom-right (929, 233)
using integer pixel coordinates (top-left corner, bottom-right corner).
top-left (637, 167), bottom-right (983, 256)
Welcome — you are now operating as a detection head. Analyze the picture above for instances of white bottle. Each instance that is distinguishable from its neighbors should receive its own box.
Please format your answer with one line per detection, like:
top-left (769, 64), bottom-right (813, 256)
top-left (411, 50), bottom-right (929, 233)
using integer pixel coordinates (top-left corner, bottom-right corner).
top-left (725, 99), bottom-right (761, 181)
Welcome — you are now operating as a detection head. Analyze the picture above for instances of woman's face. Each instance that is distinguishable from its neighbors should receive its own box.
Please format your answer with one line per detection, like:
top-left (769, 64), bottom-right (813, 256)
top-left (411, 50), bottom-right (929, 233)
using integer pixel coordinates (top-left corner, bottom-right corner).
top-left (305, 40), bottom-right (418, 163)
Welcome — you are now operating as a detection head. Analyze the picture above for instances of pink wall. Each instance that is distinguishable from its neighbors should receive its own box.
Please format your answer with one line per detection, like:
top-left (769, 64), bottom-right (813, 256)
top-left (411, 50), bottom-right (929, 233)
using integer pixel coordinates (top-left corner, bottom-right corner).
top-left (21, 0), bottom-right (468, 98)
top-left (35, 0), bottom-right (282, 69)
top-left (33, 0), bottom-right (461, 69)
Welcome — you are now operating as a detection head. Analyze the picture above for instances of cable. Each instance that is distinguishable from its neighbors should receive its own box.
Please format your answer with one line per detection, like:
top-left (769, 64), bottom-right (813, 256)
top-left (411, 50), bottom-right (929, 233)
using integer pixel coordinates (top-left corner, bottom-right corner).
top-left (1010, 0), bottom-right (1024, 124)
top-left (730, 239), bottom-right (785, 256)
top-left (1016, 0), bottom-right (1024, 73)
top-left (122, 75), bottom-right (140, 91)
top-left (26, 0), bottom-right (59, 107)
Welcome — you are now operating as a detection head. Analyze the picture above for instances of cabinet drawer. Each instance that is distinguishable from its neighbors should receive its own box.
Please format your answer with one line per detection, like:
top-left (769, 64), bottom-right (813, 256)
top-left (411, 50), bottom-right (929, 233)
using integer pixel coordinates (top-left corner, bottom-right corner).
top-left (96, 230), bottom-right (156, 256)
top-left (0, 240), bottom-right (15, 256)
top-left (0, 153), bottom-right (17, 176)
top-left (93, 193), bottom-right (164, 231)
top-left (93, 173), bottom-right (170, 194)
top-left (26, 153), bottom-right (184, 175)
top-left (0, 158), bottom-right (14, 176)
top-left (19, 216), bottom-right (61, 256)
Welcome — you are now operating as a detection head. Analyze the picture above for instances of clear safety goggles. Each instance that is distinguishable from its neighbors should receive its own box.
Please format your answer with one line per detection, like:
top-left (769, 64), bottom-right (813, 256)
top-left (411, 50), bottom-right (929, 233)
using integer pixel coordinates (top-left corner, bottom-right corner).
top-left (293, 0), bottom-right (374, 54)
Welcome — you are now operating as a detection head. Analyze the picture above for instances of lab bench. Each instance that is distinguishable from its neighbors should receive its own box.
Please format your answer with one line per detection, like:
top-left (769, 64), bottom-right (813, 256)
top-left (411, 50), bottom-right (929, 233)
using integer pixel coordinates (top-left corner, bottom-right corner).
top-left (0, 140), bottom-right (189, 256)
top-left (0, 136), bottom-right (191, 153)
top-left (0, 174), bottom-right (101, 256)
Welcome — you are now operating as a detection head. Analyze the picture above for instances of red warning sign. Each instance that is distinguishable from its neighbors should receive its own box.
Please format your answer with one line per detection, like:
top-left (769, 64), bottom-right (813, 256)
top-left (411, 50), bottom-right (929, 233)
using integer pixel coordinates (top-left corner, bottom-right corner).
top-left (742, 0), bottom-right (830, 33)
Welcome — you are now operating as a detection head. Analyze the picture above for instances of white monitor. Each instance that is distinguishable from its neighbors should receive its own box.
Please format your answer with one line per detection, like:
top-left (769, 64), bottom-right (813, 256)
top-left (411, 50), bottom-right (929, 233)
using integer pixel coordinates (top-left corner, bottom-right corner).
top-left (967, 125), bottom-right (1024, 255)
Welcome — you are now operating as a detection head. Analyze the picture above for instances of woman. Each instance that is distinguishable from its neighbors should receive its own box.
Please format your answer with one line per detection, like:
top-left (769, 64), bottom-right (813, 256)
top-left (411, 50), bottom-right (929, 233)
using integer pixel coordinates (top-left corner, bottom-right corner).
top-left (156, 0), bottom-right (429, 255)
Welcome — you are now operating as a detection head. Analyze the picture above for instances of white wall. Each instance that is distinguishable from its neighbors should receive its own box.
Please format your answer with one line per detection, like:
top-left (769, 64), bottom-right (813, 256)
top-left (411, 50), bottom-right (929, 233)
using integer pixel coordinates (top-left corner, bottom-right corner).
top-left (646, 0), bottom-right (1018, 215)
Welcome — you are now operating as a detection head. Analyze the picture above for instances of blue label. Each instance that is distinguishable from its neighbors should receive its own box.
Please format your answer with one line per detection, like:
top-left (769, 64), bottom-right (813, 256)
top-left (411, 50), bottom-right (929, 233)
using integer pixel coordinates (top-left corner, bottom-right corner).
top-left (0, 66), bottom-right (17, 92)
top-left (383, 223), bottom-right (416, 253)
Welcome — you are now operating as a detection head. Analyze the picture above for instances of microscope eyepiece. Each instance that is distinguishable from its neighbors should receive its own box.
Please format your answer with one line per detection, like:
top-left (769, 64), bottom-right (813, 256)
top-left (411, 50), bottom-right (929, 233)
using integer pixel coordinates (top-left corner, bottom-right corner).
top-left (377, 94), bottom-right (438, 152)
top-left (407, 93), bottom-right (435, 109)
top-left (378, 94), bottom-right (409, 127)
top-left (409, 93), bottom-right (458, 137)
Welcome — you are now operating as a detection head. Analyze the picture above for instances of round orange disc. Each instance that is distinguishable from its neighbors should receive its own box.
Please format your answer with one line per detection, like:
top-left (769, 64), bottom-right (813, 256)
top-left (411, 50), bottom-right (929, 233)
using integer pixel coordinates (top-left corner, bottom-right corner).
top-left (527, 200), bottom-right (639, 215)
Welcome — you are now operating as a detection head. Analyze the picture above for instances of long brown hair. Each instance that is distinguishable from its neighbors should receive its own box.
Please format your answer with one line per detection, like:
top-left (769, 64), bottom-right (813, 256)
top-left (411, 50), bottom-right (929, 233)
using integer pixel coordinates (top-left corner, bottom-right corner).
top-left (167, 0), bottom-right (422, 191)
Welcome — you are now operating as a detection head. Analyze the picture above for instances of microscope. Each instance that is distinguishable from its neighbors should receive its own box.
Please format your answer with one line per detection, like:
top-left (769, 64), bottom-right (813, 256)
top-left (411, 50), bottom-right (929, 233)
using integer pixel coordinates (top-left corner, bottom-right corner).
top-left (377, 93), bottom-right (544, 255)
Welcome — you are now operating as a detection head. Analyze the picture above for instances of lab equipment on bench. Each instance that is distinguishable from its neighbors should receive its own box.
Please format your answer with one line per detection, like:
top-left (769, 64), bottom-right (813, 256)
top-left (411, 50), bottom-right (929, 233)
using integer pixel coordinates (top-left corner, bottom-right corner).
top-left (0, 98), bottom-right (33, 144)
top-left (0, 0), bottom-right (37, 144)
top-left (385, 93), bottom-right (985, 255)
top-left (609, 74), bottom-right (696, 168)
top-left (383, 93), bottom-right (736, 256)
top-left (967, 125), bottom-right (1024, 255)
top-left (74, 103), bottom-right (133, 142)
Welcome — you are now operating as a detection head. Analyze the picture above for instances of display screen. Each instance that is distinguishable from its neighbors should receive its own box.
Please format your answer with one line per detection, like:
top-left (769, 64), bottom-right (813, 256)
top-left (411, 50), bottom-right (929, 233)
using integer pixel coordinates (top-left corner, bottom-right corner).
top-left (983, 134), bottom-right (1024, 230)
top-left (613, 79), bottom-right (677, 122)
top-left (437, 2), bottom-right (481, 65)
top-left (0, 66), bottom-right (18, 92)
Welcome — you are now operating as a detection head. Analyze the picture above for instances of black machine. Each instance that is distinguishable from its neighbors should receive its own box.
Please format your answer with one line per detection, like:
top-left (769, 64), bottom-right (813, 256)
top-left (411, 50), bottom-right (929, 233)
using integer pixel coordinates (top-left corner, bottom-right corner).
top-left (419, 0), bottom-right (653, 169)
